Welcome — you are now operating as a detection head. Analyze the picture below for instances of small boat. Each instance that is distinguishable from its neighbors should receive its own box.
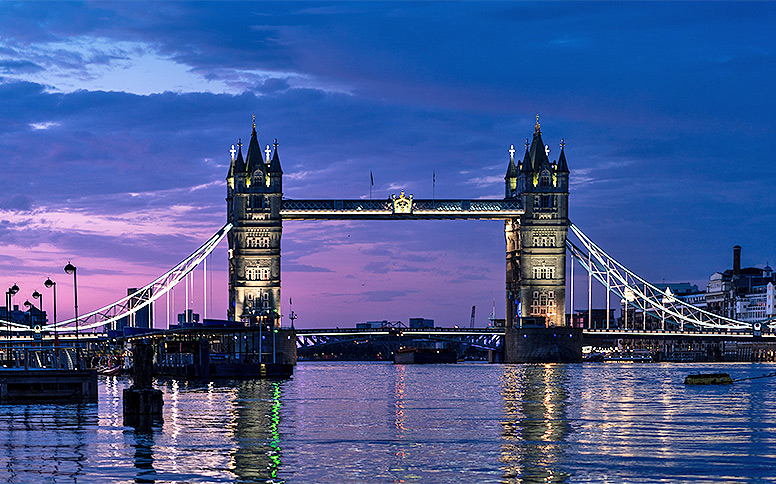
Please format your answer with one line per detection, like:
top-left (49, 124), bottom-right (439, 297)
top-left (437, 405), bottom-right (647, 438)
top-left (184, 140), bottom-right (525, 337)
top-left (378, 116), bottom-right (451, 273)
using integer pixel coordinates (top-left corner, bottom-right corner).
top-left (97, 365), bottom-right (122, 376)
top-left (684, 373), bottom-right (733, 385)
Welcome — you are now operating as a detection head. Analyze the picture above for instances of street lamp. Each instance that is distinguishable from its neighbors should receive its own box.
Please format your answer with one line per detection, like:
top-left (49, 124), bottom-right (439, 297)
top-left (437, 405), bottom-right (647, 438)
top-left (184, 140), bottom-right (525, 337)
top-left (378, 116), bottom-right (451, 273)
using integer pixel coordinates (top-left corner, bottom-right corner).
top-left (44, 278), bottom-right (57, 347)
top-left (6, 284), bottom-right (19, 348)
top-left (32, 290), bottom-right (43, 329)
top-left (23, 299), bottom-right (34, 328)
top-left (64, 263), bottom-right (79, 347)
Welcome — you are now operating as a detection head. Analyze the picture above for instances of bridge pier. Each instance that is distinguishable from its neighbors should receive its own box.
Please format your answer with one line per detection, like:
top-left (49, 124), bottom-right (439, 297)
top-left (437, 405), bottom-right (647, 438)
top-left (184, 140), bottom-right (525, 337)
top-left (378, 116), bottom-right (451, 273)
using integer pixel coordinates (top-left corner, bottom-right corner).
top-left (504, 326), bottom-right (583, 363)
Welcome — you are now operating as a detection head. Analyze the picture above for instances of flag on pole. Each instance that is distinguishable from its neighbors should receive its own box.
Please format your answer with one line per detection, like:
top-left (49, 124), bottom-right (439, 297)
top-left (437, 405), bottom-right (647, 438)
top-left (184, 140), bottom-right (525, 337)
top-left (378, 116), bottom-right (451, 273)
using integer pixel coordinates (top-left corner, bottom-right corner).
top-left (289, 297), bottom-right (292, 305)
top-left (370, 171), bottom-right (374, 186)
top-left (433, 170), bottom-right (435, 184)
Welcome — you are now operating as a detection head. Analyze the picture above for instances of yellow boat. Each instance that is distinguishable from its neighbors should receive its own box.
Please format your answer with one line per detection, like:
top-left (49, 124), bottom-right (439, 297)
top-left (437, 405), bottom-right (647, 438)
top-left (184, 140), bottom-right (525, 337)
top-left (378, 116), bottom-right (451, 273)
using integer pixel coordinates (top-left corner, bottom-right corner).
top-left (684, 373), bottom-right (733, 385)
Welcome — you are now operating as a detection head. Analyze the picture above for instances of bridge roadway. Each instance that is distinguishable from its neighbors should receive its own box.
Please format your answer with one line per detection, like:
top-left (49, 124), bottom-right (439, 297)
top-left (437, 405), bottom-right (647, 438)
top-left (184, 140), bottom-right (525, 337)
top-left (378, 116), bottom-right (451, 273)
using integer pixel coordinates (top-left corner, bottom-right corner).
top-left (3, 327), bottom-right (769, 348)
top-left (280, 198), bottom-right (523, 220)
top-left (296, 327), bottom-right (773, 351)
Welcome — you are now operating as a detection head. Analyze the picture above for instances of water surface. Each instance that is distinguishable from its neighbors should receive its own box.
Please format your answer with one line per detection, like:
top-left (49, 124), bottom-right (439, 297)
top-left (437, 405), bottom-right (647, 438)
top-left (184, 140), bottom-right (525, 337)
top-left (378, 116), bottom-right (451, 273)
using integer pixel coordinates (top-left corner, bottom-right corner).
top-left (1, 361), bottom-right (775, 483)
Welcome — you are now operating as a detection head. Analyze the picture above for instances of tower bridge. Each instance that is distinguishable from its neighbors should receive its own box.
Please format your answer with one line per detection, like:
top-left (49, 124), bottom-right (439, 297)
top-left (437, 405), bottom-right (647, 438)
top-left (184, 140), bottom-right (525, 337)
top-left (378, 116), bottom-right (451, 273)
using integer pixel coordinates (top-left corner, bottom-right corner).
top-left (2, 115), bottom-right (769, 364)
top-left (226, 115), bottom-right (572, 362)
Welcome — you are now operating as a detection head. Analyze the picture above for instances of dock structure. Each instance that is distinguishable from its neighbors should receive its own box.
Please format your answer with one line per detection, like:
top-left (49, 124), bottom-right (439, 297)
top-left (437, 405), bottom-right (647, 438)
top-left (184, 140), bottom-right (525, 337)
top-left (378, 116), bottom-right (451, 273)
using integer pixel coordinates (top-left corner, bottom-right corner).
top-left (0, 348), bottom-right (97, 403)
top-left (123, 321), bottom-right (296, 379)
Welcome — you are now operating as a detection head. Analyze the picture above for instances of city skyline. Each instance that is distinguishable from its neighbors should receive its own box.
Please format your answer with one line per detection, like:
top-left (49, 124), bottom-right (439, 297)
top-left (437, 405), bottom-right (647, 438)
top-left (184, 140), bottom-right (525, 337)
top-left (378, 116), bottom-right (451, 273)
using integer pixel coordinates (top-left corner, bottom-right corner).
top-left (1, 2), bottom-right (775, 327)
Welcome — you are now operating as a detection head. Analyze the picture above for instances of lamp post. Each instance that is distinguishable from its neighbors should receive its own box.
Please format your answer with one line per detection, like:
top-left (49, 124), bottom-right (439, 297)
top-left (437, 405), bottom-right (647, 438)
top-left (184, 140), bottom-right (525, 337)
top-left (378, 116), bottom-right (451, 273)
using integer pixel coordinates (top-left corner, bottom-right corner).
top-left (64, 263), bottom-right (79, 347)
top-left (44, 278), bottom-right (57, 347)
top-left (23, 299), bottom-right (34, 327)
top-left (6, 284), bottom-right (19, 349)
top-left (32, 290), bottom-right (43, 329)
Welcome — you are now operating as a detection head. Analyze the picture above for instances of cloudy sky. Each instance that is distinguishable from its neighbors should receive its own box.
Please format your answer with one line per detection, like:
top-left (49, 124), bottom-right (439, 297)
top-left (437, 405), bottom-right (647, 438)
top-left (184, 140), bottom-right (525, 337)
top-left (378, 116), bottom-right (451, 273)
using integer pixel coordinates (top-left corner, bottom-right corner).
top-left (1, 2), bottom-right (774, 328)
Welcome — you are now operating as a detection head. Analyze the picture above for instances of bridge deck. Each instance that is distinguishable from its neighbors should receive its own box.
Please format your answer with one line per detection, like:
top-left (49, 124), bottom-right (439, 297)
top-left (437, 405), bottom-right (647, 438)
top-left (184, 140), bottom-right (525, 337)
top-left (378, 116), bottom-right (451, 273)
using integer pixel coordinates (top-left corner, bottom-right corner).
top-left (280, 199), bottom-right (523, 220)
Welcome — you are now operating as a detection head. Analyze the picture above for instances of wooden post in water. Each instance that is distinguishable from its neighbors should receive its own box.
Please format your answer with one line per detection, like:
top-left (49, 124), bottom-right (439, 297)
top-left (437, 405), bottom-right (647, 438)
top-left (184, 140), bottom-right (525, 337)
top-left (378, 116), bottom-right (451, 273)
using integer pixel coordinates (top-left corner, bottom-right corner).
top-left (123, 342), bottom-right (163, 428)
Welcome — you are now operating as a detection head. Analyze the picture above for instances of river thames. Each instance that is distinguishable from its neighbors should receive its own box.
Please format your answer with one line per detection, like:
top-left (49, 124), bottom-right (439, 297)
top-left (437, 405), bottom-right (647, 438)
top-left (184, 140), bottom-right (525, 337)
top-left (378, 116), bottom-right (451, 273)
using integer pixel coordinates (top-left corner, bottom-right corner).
top-left (1, 361), bottom-right (775, 483)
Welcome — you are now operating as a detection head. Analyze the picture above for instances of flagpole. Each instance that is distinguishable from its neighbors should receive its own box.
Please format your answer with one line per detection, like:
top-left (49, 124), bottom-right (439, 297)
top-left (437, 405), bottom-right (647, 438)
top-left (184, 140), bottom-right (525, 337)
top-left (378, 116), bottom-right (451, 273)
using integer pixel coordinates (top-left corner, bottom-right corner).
top-left (432, 170), bottom-right (435, 205)
top-left (370, 171), bottom-right (374, 200)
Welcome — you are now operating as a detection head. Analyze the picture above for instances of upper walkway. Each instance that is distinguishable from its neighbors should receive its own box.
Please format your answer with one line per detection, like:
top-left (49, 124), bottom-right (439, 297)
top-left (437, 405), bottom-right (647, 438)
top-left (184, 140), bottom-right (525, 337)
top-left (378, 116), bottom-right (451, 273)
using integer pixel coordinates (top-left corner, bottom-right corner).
top-left (280, 198), bottom-right (523, 220)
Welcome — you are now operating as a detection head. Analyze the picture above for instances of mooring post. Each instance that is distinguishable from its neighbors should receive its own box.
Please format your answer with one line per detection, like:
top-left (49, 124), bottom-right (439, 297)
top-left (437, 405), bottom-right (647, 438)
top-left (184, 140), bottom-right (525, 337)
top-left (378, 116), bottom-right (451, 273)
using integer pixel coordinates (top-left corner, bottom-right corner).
top-left (123, 342), bottom-right (164, 428)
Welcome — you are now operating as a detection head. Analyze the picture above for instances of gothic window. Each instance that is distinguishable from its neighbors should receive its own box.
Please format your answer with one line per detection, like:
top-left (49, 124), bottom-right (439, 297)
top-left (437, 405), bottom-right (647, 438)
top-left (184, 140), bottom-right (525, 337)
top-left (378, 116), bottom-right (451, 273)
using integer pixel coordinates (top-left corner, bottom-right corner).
top-left (532, 233), bottom-right (556, 247)
top-left (260, 268), bottom-right (270, 281)
top-left (531, 291), bottom-right (542, 316)
top-left (259, 237), bottom-right (270, 248)
top-left (534, 196), bottom-right (540, 209)
top-left (533, 265), bottom-right (555, 279)
top-left (540, 173), bottom-right (551, 187)
top-left (262, 292), bottom-right (270, 308)
top-left (530, 290), bottom-right (556, 316)
top-left (246, 268), bottom-right (258, 280)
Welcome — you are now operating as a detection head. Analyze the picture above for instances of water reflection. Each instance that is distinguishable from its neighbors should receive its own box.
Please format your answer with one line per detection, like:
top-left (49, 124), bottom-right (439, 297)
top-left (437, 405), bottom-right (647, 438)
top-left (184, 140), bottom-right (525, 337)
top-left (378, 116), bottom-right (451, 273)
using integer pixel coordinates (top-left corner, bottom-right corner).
top-left (501, 364), bottom-right (571, 483)
top-left (392, 364), bottom-right (407, 482)
top-left (0, 402), bottom-right (98, 481)
top-left (132, 426), bottom-right (157, 483)
top-left (230, 380), bottom-right (285, 483)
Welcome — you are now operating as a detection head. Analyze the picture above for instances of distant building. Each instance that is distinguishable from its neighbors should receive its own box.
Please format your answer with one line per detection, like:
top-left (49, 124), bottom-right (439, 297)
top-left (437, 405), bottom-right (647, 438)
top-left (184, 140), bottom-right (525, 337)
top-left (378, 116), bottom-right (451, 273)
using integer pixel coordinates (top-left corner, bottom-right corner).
top-left (704, 246), bottom-right (775, 323)
top-left (409, 318), bottom-right (434, 329)
top-left (568, 309), bottom-right (616, 329)
top-left (0, 304), bottom-right (46, 327)
top-left (178, 309), bottom-right (201, 325)
top-left (116, 288), bottom-right (153, 330)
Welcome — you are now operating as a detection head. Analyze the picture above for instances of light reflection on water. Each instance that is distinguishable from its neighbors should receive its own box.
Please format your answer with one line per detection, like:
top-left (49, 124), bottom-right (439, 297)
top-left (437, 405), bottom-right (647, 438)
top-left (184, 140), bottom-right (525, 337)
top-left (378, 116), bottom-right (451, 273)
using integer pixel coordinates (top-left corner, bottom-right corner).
top-left (1, 362), bottom-right (776, 482)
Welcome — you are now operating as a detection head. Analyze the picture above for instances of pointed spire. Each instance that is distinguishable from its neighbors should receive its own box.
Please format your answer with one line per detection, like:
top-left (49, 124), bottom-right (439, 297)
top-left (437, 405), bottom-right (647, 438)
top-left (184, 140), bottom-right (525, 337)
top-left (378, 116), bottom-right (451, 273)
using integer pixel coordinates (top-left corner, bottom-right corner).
top-left (245, 115), bottom-right (262, 174)
top-left (520, 138), bottom-right (532, 173)
top-left (527, 116), bottom-right (549, 170)
top-left (505, 144), bottom-right (517, 179)
top-left (269, 138), bottom-right (283, 174)
top-left (227, 144), bottom-right (236, 180)
top-left (234, 139), bottom-right (246, 174)
top-left (557, 139), bottom-right (569, 173)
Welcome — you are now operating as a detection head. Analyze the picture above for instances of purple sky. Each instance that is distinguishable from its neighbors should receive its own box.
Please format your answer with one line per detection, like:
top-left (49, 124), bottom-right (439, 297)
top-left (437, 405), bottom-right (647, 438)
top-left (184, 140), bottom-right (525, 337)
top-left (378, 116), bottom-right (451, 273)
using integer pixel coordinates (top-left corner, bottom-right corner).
top-left (1, 2), bottom-right (775, 328)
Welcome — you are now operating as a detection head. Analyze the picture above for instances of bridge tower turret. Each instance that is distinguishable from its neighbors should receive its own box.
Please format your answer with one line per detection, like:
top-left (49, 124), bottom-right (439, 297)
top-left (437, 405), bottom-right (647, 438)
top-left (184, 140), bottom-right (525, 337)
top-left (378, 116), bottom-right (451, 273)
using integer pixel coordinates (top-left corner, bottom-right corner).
top-left (227, 117), bottom-right (283, 328)
top-left (503, 117), bottom-right (579, 363)
top-left (516, 117), bottom-right (569, 328)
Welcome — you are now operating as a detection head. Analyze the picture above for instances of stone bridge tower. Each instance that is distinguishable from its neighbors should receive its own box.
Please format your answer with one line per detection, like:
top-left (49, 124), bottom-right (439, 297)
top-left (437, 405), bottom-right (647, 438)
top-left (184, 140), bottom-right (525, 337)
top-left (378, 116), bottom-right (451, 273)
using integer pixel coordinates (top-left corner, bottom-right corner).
top-left (503, 118), bottom-right (580, 362)
top-left (226, 117), bottom-right (283, 326)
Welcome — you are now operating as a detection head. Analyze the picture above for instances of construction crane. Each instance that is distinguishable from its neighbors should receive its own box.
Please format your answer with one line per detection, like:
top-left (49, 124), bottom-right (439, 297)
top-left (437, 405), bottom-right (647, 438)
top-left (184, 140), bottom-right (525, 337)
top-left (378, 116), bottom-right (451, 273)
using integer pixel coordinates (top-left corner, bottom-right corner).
top-left (470, 305), bottom-right (476, 328)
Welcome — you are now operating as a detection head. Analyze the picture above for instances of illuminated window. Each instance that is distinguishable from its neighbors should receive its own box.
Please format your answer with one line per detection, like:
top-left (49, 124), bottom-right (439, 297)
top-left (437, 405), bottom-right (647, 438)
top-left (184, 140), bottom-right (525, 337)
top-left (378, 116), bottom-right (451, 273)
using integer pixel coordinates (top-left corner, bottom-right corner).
top-left (260, 268), bottom-right (270, 281)
top-left (259, 237), bottom-right (270, 248)
top-left (533, 265), bottom-right (555, 279)
top-left (531, 290), bottom-right (556, 316)
top-left (246, 268), bottom-right (258, 280)
top-left (533, 233), bottom-right (555, 247)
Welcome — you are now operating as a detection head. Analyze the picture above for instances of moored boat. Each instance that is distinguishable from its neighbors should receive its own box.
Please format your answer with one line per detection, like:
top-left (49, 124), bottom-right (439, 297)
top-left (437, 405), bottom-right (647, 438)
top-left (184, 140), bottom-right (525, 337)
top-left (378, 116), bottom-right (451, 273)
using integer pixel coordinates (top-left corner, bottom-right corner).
top-left (393, 347), bottom-right (457, 364)
top-left (684, 373), bottom-right (733, 385)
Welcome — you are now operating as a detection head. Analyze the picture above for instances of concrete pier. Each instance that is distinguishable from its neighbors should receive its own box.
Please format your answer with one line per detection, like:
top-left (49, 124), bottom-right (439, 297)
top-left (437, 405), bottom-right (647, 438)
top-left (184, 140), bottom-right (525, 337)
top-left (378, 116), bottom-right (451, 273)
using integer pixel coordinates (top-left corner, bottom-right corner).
top-left (504, 326), bottom-right (583, 363)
